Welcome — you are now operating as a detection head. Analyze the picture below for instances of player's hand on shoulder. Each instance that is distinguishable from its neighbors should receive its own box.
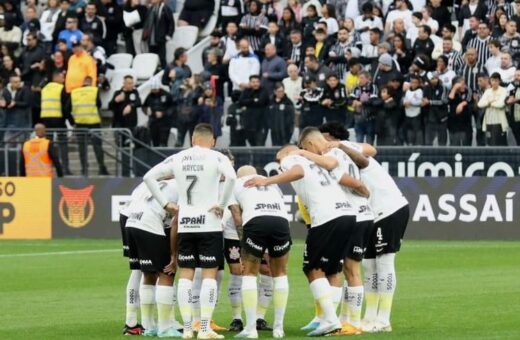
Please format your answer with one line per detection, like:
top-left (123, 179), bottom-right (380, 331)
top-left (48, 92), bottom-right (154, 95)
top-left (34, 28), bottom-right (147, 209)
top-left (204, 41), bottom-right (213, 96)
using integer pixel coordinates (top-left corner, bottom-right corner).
top-left (326, 141), bottom-right (341, 149)
top-left (164, 202), bottom-right (179, 215)
top-left (244, 176), bottom-right (268, 188)
top-left (208, 205), bottom-right (224, 218)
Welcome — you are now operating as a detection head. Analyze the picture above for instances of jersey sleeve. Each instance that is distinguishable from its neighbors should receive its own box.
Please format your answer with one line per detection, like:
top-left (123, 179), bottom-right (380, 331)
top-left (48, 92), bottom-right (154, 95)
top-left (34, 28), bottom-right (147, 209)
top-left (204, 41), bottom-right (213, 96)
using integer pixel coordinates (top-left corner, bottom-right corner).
top-left (280, 155), bottom-right (301, 172)
top-left (217, 153), bottom-right (237, 207)
top-left (326, 148), bottom-right (348, 182)
top-left (143, 156), bottom-right (177, 208)
top-left (342, 140), bottom-right (364, 153)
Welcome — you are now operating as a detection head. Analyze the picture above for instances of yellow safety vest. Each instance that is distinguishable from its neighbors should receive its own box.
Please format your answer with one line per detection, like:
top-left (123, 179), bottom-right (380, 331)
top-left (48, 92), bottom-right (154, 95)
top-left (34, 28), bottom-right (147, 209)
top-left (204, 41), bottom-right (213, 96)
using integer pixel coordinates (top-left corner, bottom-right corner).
top-left (41, 82), bottom-right (64, 118)
top-left (71, 86), bottom-right (101, 124)
top-left (22, 138), bottom-right (53, 177)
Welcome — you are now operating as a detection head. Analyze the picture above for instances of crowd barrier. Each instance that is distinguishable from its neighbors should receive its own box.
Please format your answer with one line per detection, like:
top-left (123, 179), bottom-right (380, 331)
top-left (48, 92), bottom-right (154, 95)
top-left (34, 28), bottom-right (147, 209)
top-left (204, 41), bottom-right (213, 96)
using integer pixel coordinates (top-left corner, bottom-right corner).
top-left (1, 176), bottom-right (519, 240)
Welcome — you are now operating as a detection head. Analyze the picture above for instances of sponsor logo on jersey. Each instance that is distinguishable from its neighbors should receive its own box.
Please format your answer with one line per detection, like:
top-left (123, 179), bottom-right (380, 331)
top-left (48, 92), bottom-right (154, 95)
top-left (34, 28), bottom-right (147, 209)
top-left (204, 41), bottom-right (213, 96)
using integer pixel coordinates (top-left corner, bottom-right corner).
top-left (178, 254), bottom-right (195, 261)
top-left (273, 241), bottom-right (290, 252)
top-left (180, 215), bottom-right (206, 226)
top-left (255, 203), bottom-right (281, 210)
top-left (246, 237), bottom-right (263, 251)
top-left (199, 255), bottom-right (217, 262)
top-left (335, 202), bottom-right (352, 210)
top-left (139, 259), bottom-right (153, 265)
top-left (129, 212), bottom-right (143, 221)
top-left (353, 246), bottom-right (363, 254)
top-left (358, 205), bottom-right (370, 213)
top-left (58, 185), bottom-right (95, 228)
top-left (229, 246), bottom-right (241, 260)
top-left (320, 257), bottom-right (329, 263)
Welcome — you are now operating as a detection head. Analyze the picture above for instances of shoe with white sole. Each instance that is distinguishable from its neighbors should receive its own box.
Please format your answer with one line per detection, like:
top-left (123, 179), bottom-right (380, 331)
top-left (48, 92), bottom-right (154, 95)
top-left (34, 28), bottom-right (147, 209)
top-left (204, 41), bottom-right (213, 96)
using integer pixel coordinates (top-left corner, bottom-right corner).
top-left (300, 319), bottom-right (321, 331)
top-left (272, 328), bottom-right (285, 338)
top-left (235, 329), bottom-right (258, 338)
top-left (361, 320), bottom-right (377, 333)
top-left (182, 330), bottom-right (194, 339)
top-left (307, 321), bottom-right (341, 337)
top-left (373, 321), bottom-right (392, 333)
top-left (158, 327), bottom-right (183, 338)
top-left (197, 330), bottom-right (225, 339)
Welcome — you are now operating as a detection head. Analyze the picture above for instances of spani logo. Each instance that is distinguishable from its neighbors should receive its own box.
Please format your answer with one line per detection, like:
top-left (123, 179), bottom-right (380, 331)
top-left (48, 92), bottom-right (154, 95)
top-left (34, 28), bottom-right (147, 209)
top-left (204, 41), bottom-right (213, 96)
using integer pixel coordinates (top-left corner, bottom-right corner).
top-left (58, 185), bottom-right (95, 228)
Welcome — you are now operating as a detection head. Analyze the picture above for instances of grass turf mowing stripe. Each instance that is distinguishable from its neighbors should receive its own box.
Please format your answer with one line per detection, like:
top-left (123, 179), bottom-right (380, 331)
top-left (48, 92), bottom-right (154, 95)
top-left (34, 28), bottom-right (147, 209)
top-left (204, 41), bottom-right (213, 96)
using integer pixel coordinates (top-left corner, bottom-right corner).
top-left (0, 249), bottom-right (120, 258)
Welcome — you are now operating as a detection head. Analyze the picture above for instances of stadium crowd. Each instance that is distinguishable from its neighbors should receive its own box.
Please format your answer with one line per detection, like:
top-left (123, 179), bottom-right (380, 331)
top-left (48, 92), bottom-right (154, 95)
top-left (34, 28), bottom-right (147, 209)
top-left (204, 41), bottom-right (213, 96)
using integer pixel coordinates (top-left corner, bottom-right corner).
top-left (2, 0), bottom-right (520, 151)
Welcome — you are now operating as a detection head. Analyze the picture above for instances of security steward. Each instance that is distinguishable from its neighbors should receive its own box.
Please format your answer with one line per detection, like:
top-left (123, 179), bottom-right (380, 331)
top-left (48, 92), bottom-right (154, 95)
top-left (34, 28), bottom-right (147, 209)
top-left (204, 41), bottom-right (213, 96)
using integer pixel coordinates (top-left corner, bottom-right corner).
top-left (68, 76), bottom-right (109, 176)
top-left (40, 71), bottom-right (73, 175)
top-left (20, 123), bottom-right (63, 177)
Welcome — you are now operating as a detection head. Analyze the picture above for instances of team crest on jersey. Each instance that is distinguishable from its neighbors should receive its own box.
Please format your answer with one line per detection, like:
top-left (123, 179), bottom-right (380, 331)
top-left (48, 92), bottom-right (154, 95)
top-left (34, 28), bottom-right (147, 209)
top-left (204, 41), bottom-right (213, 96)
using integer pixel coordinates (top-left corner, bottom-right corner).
top-left (58, 185), bottom-right (95, 228)
top-left (229, 246), bottom-right (240, 260)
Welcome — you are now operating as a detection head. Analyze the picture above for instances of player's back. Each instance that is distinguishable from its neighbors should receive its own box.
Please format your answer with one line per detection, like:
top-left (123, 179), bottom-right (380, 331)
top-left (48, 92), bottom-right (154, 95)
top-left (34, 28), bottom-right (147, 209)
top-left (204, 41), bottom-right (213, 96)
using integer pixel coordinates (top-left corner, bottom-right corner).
top-left (281, 154), bottom-right (355, 227)
top-left (234, 175), bottom-right (289, 225)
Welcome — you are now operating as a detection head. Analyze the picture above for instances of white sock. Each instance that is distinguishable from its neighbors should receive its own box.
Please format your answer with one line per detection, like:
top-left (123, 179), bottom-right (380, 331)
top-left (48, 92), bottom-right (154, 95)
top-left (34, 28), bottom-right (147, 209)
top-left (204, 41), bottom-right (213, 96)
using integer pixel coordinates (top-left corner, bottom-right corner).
top-left (228, 274), bottom-right (242, 320)
top-left (139, 284), bottom-right (155, 331)
top-left (216, 270), bottom-right (225, 297)
top-left (241, 275), bottom-right (258, 332)
top-left (177, 278), bottom-right (193, 331)
top-left (309, 278), bottom-right (339, 325)
top-left (191, 268), bottom-right (202, 323)
top-left (273, 276), bottom-right (289, 330)
top-left (156, 285), bottom-right (174, 332)
top-left (362, 259), bottom-right (379, 321)
top-left (376, 253), bottom-right (396, 325)
top-left (170, 282), bottom-right (178, 327)
top-left (331, 285), bottom-right (343, 312)
top-left (339, 281), bottom-right (349, 323)
top-left (125, 270), bottom-right (142, 327)
top-left (257, 274), bottom-right (273, 319)
top-left (346, 285), bottom-right (364, 328)
top-left (199, 279), bottom-right (218, 334)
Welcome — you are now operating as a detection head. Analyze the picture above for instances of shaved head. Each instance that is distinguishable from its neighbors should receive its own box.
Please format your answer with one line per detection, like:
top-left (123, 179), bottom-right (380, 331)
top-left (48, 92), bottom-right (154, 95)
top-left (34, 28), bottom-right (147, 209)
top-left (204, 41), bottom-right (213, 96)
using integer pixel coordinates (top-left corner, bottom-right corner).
top-left (192, 123), bottom-right (215, 148)
top-left (34, 123), bottom-right (46, 138)
top-left (299, 127), bottom-right (328, 154)
top-left (276, 144), bottom-right (299, 162)
top-left (237, 165), bottom-right (257, 178)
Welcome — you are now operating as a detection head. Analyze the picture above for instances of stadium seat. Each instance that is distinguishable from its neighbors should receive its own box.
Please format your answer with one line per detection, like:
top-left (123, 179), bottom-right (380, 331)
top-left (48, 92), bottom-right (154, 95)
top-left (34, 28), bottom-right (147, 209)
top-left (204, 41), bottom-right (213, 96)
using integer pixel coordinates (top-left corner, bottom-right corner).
top-left (107, 53), bottom-right (133, 69)
top-left (167, 26), bottom-right (199, 64)
top-left (132, 53), bottom-right (159, 83)
top-left (175, 0), bottom-right (184, 13)
top-left (199, 1), bottom-right (220, 37)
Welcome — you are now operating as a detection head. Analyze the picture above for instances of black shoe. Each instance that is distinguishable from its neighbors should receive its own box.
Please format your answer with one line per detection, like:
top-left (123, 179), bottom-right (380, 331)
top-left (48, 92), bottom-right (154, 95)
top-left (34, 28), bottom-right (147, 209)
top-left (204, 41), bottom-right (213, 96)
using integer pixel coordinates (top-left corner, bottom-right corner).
top-left (123, 324), bottom-right (144, 335)
top-left (99, 166), bottom-right (109, 176)
top-left (229, 319), bottom-right (244, 332)
top-left (256, 318), bottom-right (273, 331)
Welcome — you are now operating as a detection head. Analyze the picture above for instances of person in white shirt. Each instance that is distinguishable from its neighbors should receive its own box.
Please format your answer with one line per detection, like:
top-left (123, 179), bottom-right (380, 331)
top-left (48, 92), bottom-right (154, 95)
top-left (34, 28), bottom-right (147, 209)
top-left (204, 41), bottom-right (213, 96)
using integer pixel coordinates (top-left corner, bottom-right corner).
top-left (228, 39), bottom-right (261, 90)
top-left (435, 55), bottom-right (456, 90)
top-left (143, 123), bottom-right (237, 340)
top-left (245, 142), bottom-right (369, 337)
top-left (229, 166), bottom-right (291, 339)
top-left (403, 75), bottom-right (424, 145)
top-left (320, 3), bottom-right (339, 36)
top-left (421, 6), bottom-right (438, 34)
top-left (354, 2), bottom-right (383, 45)
top-left (282, 64), bottom-right (303, 110)
top-left (124, 179), bottom-right (181, 337)
top-left (318, 122), bottom-right (410, 334)
top-left (385, 0), bottom-right (413, 32)
top-left (496, 52), bottom-right (516, 86)
top-left (478, 72), bottom-right (509, 146)
top-left (431, 24), bottom-right (462, 60)
top-left (486, 40), bottom-right (503, 75)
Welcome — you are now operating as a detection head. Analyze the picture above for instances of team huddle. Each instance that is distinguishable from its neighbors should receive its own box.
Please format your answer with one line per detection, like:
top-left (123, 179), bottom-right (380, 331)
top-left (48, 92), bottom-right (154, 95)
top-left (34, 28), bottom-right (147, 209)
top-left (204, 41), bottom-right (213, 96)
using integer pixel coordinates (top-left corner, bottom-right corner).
top-left (118, 122), bottom-right (410, 338)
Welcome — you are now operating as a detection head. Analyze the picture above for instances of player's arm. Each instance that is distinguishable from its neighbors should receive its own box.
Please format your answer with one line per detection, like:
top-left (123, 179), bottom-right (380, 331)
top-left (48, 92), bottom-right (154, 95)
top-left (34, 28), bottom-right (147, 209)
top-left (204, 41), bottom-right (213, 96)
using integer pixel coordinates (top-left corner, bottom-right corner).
top-left (291, 149), bottom-right (338, 171)
top-left (357, 143), bottom-right (377, 157)
top-left (213, 157), bottom-right (238, 217)
top-left (229, 204), bottom-right (243, 239)
top-left (143, 161), bottom-right (177, 213)
top-left (164, 216), bottom-right (178, 275)
top-left (244, 165), bottom-right (304, 187)
top-left (339, 173), bottom-right (370, 198)
top-left (332, 142), bottom-right (370, 169)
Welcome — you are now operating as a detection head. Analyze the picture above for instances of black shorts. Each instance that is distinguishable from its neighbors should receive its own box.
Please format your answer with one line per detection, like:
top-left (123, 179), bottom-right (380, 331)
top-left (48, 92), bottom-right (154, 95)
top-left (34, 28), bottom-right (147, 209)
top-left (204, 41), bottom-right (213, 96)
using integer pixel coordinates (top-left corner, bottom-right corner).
top-left (178, 8), bottom-right (212, 28)
top-left (241, 216), bottom-right (292, 259)
top-left (365, 205), bottom-right (410, 259)
top-left (127, 227), bottom-right (171, 272)
top-left (303, 215), bottom-right (357, 276)
top-left (177, 232), bottom-right (224, 269)
top-left (119, 214), bottom-right (129, 257)
top-left (224, 238), bottom-right (241, 265)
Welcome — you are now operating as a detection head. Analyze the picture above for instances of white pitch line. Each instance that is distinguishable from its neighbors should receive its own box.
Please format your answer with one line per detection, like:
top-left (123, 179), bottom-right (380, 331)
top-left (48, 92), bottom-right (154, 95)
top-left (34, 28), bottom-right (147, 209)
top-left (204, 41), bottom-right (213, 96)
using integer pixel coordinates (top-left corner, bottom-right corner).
top-left (0, 249), bottom-right (120, 258)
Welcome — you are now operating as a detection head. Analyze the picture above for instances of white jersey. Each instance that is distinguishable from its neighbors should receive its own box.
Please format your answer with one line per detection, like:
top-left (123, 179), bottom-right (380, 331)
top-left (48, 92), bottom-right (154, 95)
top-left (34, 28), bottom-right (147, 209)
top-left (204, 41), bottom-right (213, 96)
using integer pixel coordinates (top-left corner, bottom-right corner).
top-left (125, 180), bottom-right (179, 236)
top-left (342, 142), bottom-right (408, 221)
top-left (147, 146), bottom-right (237, 233)
top-left (230, 175), bottom-right (289, 226)
top-left (222, 207), bottom-right (239, 240)
top-left (329, 146), bottom-right (374, 222)
top-left (281, 155), bottom-right (355, 228)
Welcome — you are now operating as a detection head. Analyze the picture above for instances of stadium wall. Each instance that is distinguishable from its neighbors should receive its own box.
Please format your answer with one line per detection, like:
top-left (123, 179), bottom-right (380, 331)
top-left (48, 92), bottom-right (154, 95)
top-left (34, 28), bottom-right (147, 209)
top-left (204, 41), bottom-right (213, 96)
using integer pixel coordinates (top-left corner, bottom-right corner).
top-left (0, 176), bottom-right (519, 240)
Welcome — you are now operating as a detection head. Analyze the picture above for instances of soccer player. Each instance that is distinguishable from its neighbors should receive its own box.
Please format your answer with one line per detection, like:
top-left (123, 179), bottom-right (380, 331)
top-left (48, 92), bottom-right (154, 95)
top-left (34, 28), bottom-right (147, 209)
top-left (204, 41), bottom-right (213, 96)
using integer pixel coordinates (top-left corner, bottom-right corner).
top-left (143, 123), bottom-right (237, 340)
top-left (297, 127), bottom-right (376, 335)
top-left (319, 122), bottom-right (410, 333)
top-left (245, 145), bottom-right (369, 336)
top-left (119, 187), bottom-right (144, 336)
top-left (125, 179), bottom-right (181, 337)
top-left (229, 165), bottom-right (292, 339)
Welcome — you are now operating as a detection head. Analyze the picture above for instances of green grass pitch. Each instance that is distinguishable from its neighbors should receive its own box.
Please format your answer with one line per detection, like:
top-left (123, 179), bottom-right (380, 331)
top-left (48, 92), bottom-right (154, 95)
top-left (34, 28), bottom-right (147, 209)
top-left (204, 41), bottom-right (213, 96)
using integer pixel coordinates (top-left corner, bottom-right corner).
top-left (1, 239), bottom-right (520, 339)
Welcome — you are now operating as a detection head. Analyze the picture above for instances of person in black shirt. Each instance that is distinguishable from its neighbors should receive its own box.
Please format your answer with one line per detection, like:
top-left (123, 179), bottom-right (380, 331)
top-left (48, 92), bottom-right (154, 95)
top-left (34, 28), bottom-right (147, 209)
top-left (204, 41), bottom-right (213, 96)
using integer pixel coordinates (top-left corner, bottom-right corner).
top-left (321, 74), bottom-right (347, 124)
top-left (349, 71), bottom-right (378, 144)
top-left (299, 77), bottom-right (324, 129)
top-left (376, 85), bottom-right (400, 145)
top-left (238, 75), bottom-right (269, 146)
top-left (268, 83), bottom-right (295, 146)
top-left (423, 72), bottom-right (448, 146)
top-left (142, 81), bottom-right (173, 146)
top-left (448, 76), bottom-right (473, 146)
top-left (413, 25), bottom-right (434, 59)
top-left (109, 75), bottom-right (141, 130)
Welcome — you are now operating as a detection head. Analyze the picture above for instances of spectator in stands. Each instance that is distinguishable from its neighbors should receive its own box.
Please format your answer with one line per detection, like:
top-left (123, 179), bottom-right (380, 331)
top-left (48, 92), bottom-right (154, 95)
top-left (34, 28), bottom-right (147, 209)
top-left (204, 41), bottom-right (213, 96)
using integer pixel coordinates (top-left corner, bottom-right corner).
top-left (458, 0), bottom-right (487, 34)
top-left (500, 21), bottom-right (520, 66)
top-left (403, 75), bottom-right (424, 145)
top-left (2, 1), bottom-right (23, 26)
top-left (432, 24), bottom-right (461, 61)
top-left (21, 32), bottom-right (47, 125)
top-left (46, 50), bottom-right (67, 80)
top-left (360, 28), bottom-right (381, 71)
top-left (260, 21), bottom-right (285, 57)
top-left (57, 15), bottom-right (83, 50)
top-left (279, 6), bottom-right (300, 38)
top-left (320, 73), bottom-right (347, 124)
top-left (421, 6), bottom-right (438, 35)
top-left (143, 79), bottom-right (173, 146)
top-left (287, 0), bottom-right (302, 23)
top-left (376, 85), bottom-right (400, 145)
top-left (478, 72), bottom-right (509, 146)
top-left (175, 75), bottom-right (203, 146)
top-left (238, 75), bottom-right (269, 146)
top-left (69, 0), bottom-right (87, 15)
top-left (435, 55), bottom-right (456, 91)
top-left (354, 2), bottom-right (382, 46)
top-left (228, 39), bottom-right (260, 91)
top-left (413, 25), bottom-right (435, 60)
top-left (423, 72), bottom-right (448, 146)
top-left (65, 41), bottom-right (96, 93)
top-left (221, 21), bottom-right (240, 63)
top-left (385, 0), bottom-right (412, 33)
top-left (268, 82), bottom-right (294, 146)
top-left (80, 3), bottom-right (107, 39)
top-left (21, 6), bottom-right (39, 34)
top-left (109, 75), bottom-right (141, 130)
top-left (313, 28), bottom-right (330, 63)
top-left (460, 16), bottom-right (478, 48)
top-left (40, 0), bottom-right (60, 50)
top-left (497, 53), bottom-right (516, 86)
top-left (282, 64), bottom-right (303, 110)
top-left (486, 40), bottom-right (503, 75)
top-left (261, 43), bottom-right (287, 95)
top-left (68, 76), bottom-right (109, 175)
top-left (143, 0), bottom-right (175, 68)
top-left (40, 71), bottom-right (72, 174)
top-left (467, 22), bottom-right (491, 65)
top-left (239, 0), bottom-right (268, 56)
top-left (98, 0), bottom-right (123, 56)
top-left (302, 4), bottom-right (320, 44)
top-left (226, 90), bottom-right (246, 146)
top-left (0, 55), bottom-right (20, 87)
top-left (320, 3), bottom-right (338, 36)
top-left (283, 29), bottom-right (304, 70)
top-left (391, 34), bottom-right (413, 73)
top-left (197, 82), bottom-right (223, 141)
top-left (492, 13), bottom-right (508, 39)
top-left (2, 74), bottom-right (32, 144)
top-left (373, 53), bottom-right (401, 89)
top-left (448, 77), bottom-right (473, 146)
top-left (178, 0), bottom-right (215, 28)
top-left (430, 0), bottom-right (450, 33)
top-left (473, 73), bottom-right (489, 146)
top-left (299, 77), bottom-right (324, 129)
top-left (81, 33), bottom-right (108, 90)
top-left (303, 54), bottom-right (331, 87)
top-left (162, 47), bottom-right (192, 108)
top-left (506, 69), bottom-right (520, 144)
top-left (217, 0), bottom-right (243, 31)
top-left (122, 0), bottom-right (148, 56)
top-left (52, 0), bottom-right (72, 46)
top-left (202, 31), bottom-right (225, 66)
top-left (20, 123), bottom-right (63, 177)
top-left (0, 14), bottom-right (23, 52)
top-left (203, 48), bottom-right (226, 100)
top-left (349, 71), bottom-right (377, 144)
